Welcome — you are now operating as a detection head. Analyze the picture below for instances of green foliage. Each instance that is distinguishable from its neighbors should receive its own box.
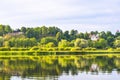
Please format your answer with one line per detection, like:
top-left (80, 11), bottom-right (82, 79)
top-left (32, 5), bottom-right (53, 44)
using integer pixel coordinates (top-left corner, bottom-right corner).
top-left (58, 47), bottom-right (65, 51)
top-left (71, 47), bottom-right (82, 51)
top-left (63, 31), bottom-right (70, 41)
top-left (116, 48), bottom-right (120, 51)
top-left (30, 46), bottom-right (40, 51)
top-left (8, 38), bottom-right (37, 47)
top-left (0, 24), bottom-right (12, 36)
top-left (114, 40), bottom-right (120, 48)
top-left (107, 48), bottom-right (114, 51)
top-left (115, 31), bottom-right (120, 37)
top-left (0, 37), bottom-right (4, 47)
top-left (99, 31), bottom-right (107, 39)
top-left (0, 47), bottom-right (10, 51)
top-left (21, 27), bottom-right (26, 33)
top-left (40, 37), bottom-right (57, 46)
top-left (46, 42), bottom-right (55, 48)
top-left (93, 38), bottom-right (107, 49)
top-left (11, 47), bottom-right (29, 51)
top-left (74, 38), bottom-right (88, 48)
top-left (116, 36), bottom-right (120, 40)
top-left (0, 24), bottom-right (119, 50)
top-left (56, 32), bottom-right (62, 41)
top-left (70, 29), bottom-right (78, 40)
top-left (107, 36), bottom-right (114, 47)
top-left (58, 39), bottom-right (70, 47)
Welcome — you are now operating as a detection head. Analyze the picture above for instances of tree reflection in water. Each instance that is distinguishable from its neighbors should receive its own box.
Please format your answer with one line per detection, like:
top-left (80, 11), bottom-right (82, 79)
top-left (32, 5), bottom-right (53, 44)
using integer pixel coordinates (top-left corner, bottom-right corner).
top-left (0, 55), bottom-right (120, 80)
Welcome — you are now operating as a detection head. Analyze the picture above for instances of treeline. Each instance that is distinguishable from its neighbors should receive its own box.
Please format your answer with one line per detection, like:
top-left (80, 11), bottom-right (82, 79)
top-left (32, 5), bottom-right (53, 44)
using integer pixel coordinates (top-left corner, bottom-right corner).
top-left (0, 24), bottom-right (120, 50)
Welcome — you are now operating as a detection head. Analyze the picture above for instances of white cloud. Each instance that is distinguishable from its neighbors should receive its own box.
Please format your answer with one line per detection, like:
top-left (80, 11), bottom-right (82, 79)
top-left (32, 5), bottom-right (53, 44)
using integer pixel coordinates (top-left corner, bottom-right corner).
top-left (0, 0), bottom-right (120, 32)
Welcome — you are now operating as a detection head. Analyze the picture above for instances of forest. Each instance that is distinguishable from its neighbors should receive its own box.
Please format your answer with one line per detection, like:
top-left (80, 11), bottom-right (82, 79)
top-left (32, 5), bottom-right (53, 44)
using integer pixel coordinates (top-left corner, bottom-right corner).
top-left (0, 24), bottom-right (120, 51)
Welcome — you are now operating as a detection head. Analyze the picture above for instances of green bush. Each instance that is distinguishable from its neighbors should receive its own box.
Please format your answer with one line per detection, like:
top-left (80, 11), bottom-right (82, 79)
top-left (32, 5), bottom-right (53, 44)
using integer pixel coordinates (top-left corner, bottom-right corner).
top-left (91, 48), bottom-right (96, 51)
top-left (71, 47), bottom-right (82, 51)
top-left (30, 46), bottom-right (40, 51)
top-left (19, 48), bottom-right (29, 51)
top-left (59, 47), bottom-right (65, 51)
top-left (64, 47), bottom-right (71, 51)
top-left (107, 48), bottom-right (114, 51)
top-left (11, 47), bottom-right (18, 51)
top-left (41, 48), bottom-right (47, 51)
top-left (84, 47), bottom-right (92, 50)
top-left (0, 47), bottom-right (10, 51)
top-left (47, 48), bottom-right (54, 51)
top-left (116, 48), bottom-right (120, 51)
top-left (54, 47), bottom-right (59, 51)
top-left (11, 47), bottom-right (29, 51)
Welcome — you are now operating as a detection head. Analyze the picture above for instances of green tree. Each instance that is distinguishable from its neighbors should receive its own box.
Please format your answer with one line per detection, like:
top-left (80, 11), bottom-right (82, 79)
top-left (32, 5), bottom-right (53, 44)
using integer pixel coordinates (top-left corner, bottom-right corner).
top-left (46, 42), bottom-right (55, 47)
top-left (106, 31), bottom-right (113, 37)
top-left (58, 39), bottom-right (70, 47)
top-left (93, 38), bottom-right (107, 49)
top-left (84, 32), bottom-right (89, 39)
top-left (56, 32), bottom-right (62, 41)
top-left (63, 31), bottom-right (70, 41)
top-left (40, 37), bottom-right (57, 46)
top-left (107, 36), bottom-right (114, 47)
top-left (99, 31), bottom-right (107, 39)
top-left (115, 31), bottom-right (120, 37)
top-left (26, 28), bottom-right (35, 38)
top-left (4, 25), bottom-right (12, 33)
top-left (114, 40), bottom-right (120, 48)
top-left (0, 37), bottom-right (4, 46)
top-left (70, 29), bottom-right (78, 40)
top-left (41, 26), bottom-right (48, 36)
top-left (4, 41), bottom-right (10, 47)
top-left (0, 24), bottom-right (5, 36)
top-left (21, 27), bottom-right (26, 33)
top-left (77, 32), bottom-right (84, 39)
top-left (74, 38), bottom-right (88, 48)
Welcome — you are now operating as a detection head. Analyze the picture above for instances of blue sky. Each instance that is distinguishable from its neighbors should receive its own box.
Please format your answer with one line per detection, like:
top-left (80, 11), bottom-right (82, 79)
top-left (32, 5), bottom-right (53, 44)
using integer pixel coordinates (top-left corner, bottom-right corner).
top-left (0, 0), bottom-right (120, 33)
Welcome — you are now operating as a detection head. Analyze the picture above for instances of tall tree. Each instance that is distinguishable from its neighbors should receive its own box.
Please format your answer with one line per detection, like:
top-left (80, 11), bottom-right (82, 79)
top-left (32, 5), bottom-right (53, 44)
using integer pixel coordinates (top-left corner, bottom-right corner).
top-left (56, 32), bottom-right (62, 41)
top-left (99, 31), bottom-right (107, 39)
top-left (115, 31), bottom-right (120, 37)
top-left (70, 29), bottom-right (78, 40)
top-left (63, 31), bottom-right (70, 41)
top-left (5, 25), bottom-right (12, 33)
top-left (21, 27), bottom-right (26, 33)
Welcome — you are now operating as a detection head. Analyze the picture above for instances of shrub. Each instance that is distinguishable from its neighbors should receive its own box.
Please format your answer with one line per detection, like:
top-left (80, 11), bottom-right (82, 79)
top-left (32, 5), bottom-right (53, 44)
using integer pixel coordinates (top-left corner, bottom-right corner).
top-left (47, 48), bottom-right (54, 51)
top-left (30, 46), bottom-right (40, 51)
top-left (107, 48), bottom-right (114, 51)
top-left (11, 47), bottom-right (18, 51)
top-left (59, 47), bottom-right (65, 51)
top-left (64, 47), bottom-right (71, 51)
top-left (116, 48), bottom-right (120, 51)
top-left (0, 47), bottom-right (10, 51)
top-left (10, 47), bottom-right (29, 51)
top-left (71, 47), bottom-right (82, 51)
top-left (91, 48), bottom-right (96, 51)
top-left (84, 47), bottom-right (92, 50)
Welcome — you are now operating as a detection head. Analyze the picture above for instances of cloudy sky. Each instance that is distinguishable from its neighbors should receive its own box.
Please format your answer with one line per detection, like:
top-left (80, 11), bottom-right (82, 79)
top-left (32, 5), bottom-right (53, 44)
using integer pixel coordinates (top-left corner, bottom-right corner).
top-left (0, 0), bottom-right (120, 33)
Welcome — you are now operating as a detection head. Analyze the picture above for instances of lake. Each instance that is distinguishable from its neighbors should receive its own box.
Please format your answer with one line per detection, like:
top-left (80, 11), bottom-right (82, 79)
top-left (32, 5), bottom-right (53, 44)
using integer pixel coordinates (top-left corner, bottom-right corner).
top-left (0, 54), bottom-right (120, 80)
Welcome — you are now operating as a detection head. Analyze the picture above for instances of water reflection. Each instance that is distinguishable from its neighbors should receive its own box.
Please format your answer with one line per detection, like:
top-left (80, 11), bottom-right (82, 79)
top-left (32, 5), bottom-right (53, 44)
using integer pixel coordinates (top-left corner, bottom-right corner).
top-left (0, 55), bottom-right (120, 80)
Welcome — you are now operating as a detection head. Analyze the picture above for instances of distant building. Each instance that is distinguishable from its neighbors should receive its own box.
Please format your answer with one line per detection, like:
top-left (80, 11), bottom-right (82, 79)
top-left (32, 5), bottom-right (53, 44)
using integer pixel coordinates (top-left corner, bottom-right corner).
top-left (6, 30), bottom-right (23, 36)
top-left (90, 34), bottom-right (99, 41)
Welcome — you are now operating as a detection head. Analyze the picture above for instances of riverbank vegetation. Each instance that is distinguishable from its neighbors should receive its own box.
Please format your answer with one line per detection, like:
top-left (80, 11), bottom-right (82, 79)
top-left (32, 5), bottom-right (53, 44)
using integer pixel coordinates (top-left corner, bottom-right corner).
top-left (0, 24), bottom-right (120, 52)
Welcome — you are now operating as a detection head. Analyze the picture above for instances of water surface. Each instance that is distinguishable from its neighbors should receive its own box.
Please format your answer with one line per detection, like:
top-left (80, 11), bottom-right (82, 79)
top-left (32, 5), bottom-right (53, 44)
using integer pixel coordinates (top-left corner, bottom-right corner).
top-left (0, 55), bottom-right (120, 80)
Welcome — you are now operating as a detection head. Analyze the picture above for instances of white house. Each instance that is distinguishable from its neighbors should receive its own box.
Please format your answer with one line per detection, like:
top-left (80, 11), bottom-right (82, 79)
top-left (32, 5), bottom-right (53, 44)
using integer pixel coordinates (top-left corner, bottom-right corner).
top-left (90, 34), bottom-right (99, 41)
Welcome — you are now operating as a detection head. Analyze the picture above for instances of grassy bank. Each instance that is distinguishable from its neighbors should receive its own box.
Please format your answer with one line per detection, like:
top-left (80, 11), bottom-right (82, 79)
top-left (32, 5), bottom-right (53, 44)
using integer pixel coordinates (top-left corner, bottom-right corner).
top-left (0, 47), bottom-right (120, 56)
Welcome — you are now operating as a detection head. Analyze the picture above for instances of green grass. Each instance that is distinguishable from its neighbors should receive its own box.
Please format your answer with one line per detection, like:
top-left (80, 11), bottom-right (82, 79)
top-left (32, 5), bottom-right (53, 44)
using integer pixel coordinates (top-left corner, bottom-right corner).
top-left (0, 49), bottom-right (119, 57)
